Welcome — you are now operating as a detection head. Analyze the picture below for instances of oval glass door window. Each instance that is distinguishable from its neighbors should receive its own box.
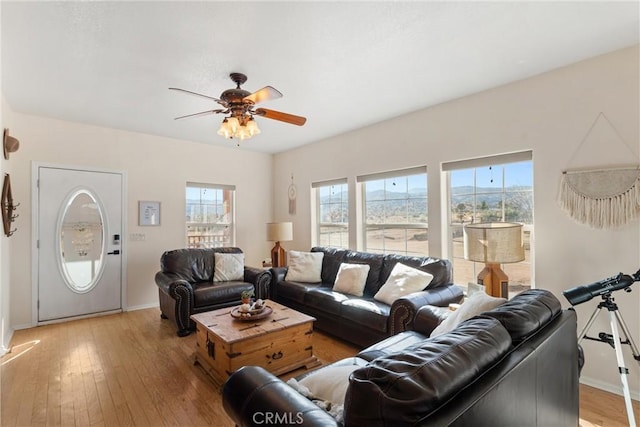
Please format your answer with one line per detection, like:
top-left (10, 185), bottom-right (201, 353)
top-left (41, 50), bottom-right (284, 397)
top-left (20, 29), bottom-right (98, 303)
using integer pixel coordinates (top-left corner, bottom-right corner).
top-left (58, 189), bottom-right (105, 293)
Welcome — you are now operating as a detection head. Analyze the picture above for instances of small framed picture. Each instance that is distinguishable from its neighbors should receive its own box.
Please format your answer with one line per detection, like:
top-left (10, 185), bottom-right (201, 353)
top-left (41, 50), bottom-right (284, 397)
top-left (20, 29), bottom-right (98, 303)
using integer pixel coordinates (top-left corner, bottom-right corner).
top-left (139, 201), bottom-right (161, 226)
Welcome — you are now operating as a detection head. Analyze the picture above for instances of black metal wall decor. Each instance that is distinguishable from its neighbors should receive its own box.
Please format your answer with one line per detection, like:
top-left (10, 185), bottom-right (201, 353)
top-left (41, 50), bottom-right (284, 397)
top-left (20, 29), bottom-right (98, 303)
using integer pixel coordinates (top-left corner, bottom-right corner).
top-left (2, 173), bottom-right (18, 237)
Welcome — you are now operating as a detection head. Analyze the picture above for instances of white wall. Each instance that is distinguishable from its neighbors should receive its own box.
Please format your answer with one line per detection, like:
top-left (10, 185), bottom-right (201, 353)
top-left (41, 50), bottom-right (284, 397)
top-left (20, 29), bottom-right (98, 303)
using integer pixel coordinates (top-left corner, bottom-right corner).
top-left (1, 0), bottom-right (14, 353)
top-left (0, 97), bottom-right (12, 354)
top-left (273, 46), bottom-right (640, 397)
top-left (7, 114), bottom-right (274, 328)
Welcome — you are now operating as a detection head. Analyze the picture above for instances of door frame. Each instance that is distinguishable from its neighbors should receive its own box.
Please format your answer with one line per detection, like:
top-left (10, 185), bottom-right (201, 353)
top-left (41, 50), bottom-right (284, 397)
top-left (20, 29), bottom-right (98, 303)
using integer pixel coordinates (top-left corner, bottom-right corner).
top-left (31, 162), bottom-right (128, 326)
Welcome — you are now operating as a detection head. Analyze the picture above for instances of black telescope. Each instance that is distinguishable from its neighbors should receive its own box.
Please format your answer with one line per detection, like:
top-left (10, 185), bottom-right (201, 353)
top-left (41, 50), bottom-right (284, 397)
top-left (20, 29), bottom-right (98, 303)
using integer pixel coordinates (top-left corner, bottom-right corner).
top-left (563, 269), bottom-right (640, 306)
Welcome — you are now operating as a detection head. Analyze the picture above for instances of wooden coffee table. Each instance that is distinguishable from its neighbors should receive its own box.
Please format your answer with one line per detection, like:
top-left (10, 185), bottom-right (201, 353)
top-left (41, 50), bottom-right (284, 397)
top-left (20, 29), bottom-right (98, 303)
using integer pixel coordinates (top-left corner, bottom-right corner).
top-left (191, 299), bottom-right (320, 386)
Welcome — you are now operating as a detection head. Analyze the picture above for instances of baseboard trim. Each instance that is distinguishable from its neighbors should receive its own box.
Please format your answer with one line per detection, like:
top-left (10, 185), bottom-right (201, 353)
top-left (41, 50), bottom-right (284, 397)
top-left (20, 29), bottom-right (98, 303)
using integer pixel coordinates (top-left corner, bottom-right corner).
top-left (580, 376), bottom-right (640, 401)
top-left (11, 323), bottom-right (33, 331)
top-left (126, 303), bottom-right (160, 312)
top-left (2, 328), bottom-right (14, 356)
top-left (37, 309), bottom-right (123, 326)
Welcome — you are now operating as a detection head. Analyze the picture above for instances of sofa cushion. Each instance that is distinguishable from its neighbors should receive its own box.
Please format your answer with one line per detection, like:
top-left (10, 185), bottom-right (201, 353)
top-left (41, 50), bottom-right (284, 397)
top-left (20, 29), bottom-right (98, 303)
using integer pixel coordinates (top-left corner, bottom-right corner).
top-left (357, 331), bottom-right (427, 362)
top-left (312, 247), bottom-right (349, 284)
top-left (344, 251), bottom-right (385, 296)
top-left (285, 251), bottom-right (324, 282)
top-left (333, 263), bottom-right (370, 297)
top-left (213, 252), bottom-right (244, 282)
top-left (340, 298), bottom-right (390, 333)
top-left (374, 262), bottom-right (434, 305)
top-left (160, 247), bottom-right (243, 282)
top-left (289, 358), bottom-right (369, 423)
top-left (297, 363), bottom-right (361, 406)
top-left (192, 281), bottom-right (254, 307)
top-left (483, 289), bottom-right (562, 342)
top-left (431, 291), bottom-right (506, 337)
top-left (305, 287), bottom-right (349, 315)
top-left (277, 281), bottom-right (321, 304)
top-left (345, 317), bottom-right (512, 426)
top-left (381, 254), bottom-right (451, 289)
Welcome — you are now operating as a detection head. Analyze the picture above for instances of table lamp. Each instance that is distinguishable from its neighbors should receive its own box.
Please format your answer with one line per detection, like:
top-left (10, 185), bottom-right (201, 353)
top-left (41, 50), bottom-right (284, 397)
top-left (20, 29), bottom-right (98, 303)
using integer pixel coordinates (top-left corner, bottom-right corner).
top-left (266, 222), bottom-right (293, 267)
top-left (463, 222), bottom-right (524, 298)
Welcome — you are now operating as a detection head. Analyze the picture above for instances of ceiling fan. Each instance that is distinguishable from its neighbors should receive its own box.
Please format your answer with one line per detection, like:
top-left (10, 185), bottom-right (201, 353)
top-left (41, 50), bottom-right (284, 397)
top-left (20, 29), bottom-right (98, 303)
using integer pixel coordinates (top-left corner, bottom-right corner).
top-left (169, 72), bottom-right (306, 141)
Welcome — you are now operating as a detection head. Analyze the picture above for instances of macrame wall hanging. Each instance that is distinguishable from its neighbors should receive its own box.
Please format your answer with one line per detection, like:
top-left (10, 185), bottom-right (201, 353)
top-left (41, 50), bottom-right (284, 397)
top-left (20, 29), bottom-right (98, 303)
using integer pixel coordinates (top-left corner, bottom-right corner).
top-left (288, 174), bottom-right (297, 215)
top-left (558, 112), bottom-right (640, 229)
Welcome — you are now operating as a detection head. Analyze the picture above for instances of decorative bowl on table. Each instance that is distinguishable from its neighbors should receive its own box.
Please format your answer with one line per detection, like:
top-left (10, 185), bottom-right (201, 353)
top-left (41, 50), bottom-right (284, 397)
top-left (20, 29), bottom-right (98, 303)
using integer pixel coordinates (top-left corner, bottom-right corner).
top-left (230, 299), bottom-right (272, 321)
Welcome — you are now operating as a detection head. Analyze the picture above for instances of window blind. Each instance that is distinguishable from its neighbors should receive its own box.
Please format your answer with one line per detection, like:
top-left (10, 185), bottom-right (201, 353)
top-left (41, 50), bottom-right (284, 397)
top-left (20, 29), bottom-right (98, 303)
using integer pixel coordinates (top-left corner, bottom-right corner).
top-left (311, 178), bottom-right (348, 188)
top-left (442, 151), bottom-right (532, 172)
top-left (356, 166), bottom-right (427, 183)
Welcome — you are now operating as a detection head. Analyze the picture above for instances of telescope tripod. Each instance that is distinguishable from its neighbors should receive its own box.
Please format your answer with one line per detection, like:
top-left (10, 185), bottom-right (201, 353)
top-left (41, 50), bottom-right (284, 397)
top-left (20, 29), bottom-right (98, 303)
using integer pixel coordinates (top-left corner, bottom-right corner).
top-left (578, 293), bottom-right (640, 427)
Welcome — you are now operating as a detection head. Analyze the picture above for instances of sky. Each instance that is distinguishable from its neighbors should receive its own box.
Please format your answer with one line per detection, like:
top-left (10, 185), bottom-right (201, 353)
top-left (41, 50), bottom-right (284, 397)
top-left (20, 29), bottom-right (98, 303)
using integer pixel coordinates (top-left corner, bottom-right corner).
top-left (450, 161), bottom-right (533, 189)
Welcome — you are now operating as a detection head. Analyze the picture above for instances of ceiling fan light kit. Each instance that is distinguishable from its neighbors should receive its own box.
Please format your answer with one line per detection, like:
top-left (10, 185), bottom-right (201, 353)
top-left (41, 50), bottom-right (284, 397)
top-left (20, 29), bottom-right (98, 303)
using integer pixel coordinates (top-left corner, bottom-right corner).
top-left (217, 116), bottom-right (261, 141)
top-left (170, 72), bottom-right (306, 144)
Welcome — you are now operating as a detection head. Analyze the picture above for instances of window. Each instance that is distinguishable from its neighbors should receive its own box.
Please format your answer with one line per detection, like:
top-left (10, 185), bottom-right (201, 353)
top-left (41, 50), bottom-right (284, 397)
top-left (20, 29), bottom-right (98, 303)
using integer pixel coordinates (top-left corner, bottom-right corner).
top-left (444, 151), bottom-right (533, 294)
top-left (185, 182), bottom-right (235, 248)
top-left (313, 179), bottom-right (349, 249)
top-left (358, 167), bottom-right (428, 256)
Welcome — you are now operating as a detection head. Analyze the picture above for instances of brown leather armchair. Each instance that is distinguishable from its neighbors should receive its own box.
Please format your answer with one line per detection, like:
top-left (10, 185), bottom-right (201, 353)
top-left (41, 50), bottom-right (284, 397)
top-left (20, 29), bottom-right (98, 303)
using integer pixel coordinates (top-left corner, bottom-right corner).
top-left (155, 247), bottom-right (271, 336)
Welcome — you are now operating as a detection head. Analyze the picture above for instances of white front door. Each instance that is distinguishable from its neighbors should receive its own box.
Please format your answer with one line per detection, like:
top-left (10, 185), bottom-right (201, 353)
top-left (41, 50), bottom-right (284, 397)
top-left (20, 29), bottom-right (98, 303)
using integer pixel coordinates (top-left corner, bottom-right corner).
top-left (37, 166), bottom-right (124, 322)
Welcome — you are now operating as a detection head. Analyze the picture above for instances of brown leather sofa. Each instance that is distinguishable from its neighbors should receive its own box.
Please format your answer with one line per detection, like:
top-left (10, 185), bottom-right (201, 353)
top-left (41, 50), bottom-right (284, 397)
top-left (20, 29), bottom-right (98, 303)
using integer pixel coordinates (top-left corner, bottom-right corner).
top-left (271, 247), bottom-right (464, 347)
top-left (222, 289), bottom-right (579, 426)
top-left (155, 247), bottom-right (272, 336)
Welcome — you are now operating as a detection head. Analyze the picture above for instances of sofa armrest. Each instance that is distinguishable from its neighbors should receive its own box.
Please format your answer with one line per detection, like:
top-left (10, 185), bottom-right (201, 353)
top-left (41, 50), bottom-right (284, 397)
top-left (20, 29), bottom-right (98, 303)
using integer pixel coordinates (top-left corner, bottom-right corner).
top-left (413, 305), bottom-right (452, 336)
top-left (244, 267), bottom-right (272, 300)
top-left (271, 266), bottom-right (288, 282)
top-left (222, 366), bottom-right (339, 427)
top-left (155, 271), bottom-right (193, 297)
top-left (269, 267), bottom-right (289, 299)
top-left (155, 271), bottom-right (195, 335)
top-left (388, 284), bottom-right (464, 335)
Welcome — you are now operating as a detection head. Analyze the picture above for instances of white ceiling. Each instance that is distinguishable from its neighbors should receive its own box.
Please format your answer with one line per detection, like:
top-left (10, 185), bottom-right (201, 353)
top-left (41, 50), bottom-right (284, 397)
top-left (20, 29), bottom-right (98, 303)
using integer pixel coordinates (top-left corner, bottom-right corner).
top-left (2, 1), bottom-right (639, 154)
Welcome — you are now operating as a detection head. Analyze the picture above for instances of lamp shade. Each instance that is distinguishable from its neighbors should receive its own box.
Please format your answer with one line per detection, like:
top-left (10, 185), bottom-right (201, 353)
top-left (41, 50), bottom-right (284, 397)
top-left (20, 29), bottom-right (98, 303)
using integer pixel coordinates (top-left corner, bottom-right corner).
top-left (266, 222), bottom-right (293, 242)
top-left (464, 222), bottom-right (524, 264)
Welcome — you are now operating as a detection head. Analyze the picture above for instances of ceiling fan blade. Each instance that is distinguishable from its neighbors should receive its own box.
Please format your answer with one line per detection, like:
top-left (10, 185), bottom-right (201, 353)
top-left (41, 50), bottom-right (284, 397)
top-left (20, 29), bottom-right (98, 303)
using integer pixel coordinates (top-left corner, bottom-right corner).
top-left (255, 108), bottom-right (306, 126)
top-left (169, 87), bottom-right (223, 103)
top-left (244, 86), bottom-right (283, 104)
top-left (174, 109), bottom-right (225, 120)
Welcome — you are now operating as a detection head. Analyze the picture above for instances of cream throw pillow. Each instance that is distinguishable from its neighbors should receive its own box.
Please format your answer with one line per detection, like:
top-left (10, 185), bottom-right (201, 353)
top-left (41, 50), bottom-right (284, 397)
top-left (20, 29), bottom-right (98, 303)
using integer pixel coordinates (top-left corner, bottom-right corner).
top-left (332, 263), bottom-right (370, 297)
top-left (430, 291), bottom-right (506, 336)
top-left (213, 253), bottom-right (244, 282)
top-left (285, 251), bottom-right (324, 282)
top-left (374, 262), bottom-right (434, 305)
top-left (296, 364), bottom-right (360, 405)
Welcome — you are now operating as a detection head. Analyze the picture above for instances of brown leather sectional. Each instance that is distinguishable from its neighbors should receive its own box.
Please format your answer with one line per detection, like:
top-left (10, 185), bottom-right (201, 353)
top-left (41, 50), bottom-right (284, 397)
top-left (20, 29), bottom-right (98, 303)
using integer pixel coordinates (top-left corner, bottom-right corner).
top-left (222, 289), bottom-right (579, 426)
top-left (270, 247), bottom-right (464, 347)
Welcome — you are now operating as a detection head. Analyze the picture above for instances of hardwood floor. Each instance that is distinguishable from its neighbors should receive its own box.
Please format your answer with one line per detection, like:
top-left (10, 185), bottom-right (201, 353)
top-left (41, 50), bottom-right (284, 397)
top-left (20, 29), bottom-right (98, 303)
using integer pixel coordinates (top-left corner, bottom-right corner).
top-left (1, 308), bottom-right (637, 426)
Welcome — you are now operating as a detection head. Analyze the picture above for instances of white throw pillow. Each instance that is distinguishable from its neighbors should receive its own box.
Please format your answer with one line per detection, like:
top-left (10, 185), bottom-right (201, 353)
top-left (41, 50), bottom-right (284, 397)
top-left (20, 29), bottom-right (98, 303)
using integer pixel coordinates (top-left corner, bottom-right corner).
top-left (285, 251), bottom-right (324, 282)
top-left (430, 291), bottom-right (506, 336)
top-left (332, 263), bottom-right (370, 297)
top-left (296, 364), bottom-right (360, 405)
top-left (213, 253), bottom-right (244, 282)
top-left (373, 262), bottom-right (434, 305)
